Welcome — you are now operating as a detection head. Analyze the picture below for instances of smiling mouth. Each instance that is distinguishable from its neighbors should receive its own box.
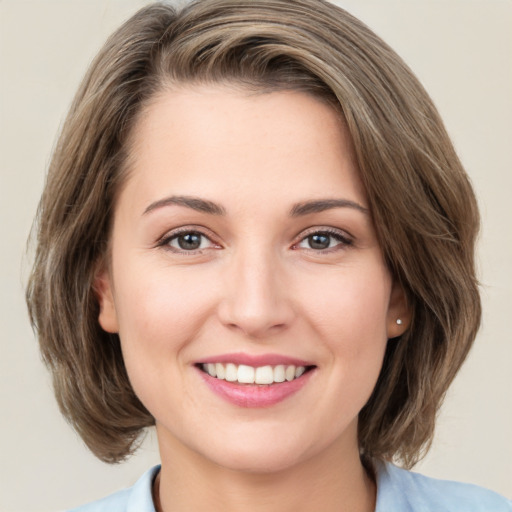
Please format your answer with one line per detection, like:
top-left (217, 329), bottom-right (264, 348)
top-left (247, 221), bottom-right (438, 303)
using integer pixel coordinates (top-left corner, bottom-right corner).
top-left (198, 363), bottom-right (315, 385)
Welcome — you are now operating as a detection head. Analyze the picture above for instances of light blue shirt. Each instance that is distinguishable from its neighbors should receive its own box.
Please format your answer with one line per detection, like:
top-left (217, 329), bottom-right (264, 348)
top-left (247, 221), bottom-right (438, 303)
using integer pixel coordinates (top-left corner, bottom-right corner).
top-left (69, 463), bottom-right (512, 511)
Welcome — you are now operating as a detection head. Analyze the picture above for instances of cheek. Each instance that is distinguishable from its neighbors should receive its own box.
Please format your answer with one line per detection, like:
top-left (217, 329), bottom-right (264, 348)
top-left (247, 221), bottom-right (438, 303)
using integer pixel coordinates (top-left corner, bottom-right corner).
top-left (112, 266), bottom-right (216, 386)
top-left (115, 259), bottom-right (215, 330)
top-left (299, 264), bottom-right (391, 346)
top-left (296, 263), bottom-right (391, 404)
top-left (111, 272), bottom-right (213, 427)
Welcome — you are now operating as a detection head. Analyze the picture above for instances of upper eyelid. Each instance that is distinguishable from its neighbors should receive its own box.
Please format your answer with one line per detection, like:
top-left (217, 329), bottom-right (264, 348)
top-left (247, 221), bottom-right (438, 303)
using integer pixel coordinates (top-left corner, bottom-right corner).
top-left (157, 225), bottom-right (219, 244)
top-left (157, 229), bottom-right (221, 255)
top-left (292, 227), bottom-right (354, 253)
top-left (155, 225), bottom-right (353, 249)
top-left (294, 226), bottom-right (353, 241)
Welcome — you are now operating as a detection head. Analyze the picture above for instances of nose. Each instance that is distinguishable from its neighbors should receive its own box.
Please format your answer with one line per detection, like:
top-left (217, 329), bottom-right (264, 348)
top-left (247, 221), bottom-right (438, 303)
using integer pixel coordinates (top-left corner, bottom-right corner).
top-left (217, 247), bottom-right (295, 339)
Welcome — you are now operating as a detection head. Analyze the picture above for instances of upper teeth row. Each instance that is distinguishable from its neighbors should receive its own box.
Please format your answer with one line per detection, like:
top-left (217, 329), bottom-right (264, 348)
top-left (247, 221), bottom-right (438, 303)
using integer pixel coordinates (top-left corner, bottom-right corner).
top-left (202, 363), bottom-right (306, 385)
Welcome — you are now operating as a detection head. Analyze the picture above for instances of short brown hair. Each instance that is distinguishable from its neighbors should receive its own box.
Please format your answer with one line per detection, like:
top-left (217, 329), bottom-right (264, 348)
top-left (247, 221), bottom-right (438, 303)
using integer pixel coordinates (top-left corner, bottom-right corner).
top-left (26, 0), bottom-right (480, 466)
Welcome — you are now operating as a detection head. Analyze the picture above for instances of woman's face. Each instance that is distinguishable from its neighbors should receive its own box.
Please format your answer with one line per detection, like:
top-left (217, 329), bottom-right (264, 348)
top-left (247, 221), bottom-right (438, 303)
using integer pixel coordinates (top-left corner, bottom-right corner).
top-left (97, 86), bottom-right (407, 473)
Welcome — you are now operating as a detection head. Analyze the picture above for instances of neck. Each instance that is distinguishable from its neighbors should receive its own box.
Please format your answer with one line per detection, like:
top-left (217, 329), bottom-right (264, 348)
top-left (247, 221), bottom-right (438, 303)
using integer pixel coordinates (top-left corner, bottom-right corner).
top-left (154, 426), bottom-right (376, 512)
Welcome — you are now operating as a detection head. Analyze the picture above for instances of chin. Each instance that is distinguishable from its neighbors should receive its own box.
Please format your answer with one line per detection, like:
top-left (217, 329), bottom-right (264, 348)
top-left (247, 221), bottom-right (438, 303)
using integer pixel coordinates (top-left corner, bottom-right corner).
top-left (209, 443), bottom-right (308, 475)
top-left (190, 422), bottom-right (338, 476)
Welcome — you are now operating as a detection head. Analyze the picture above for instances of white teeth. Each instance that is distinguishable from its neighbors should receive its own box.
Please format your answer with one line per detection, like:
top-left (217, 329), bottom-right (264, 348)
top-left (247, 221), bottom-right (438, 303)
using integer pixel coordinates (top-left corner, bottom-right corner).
top-left (225, 363), bottom-right (237, 382)
top-left (295, 366), bottom-right (306, 378)
top-left (285, 365), bottom-right (296, 381)
top-left (215, 363), bottom-right (225, 379)
top-left (206, 363), bottom-right (216, 377)
top-left (255, 365), bottom-right (274, 384)
top-left (274, 365), bottom-right (286, 383)
top-left (237, 364), bottom-right (255, 384)
top-left (202, 363), bottom-right (309, 384)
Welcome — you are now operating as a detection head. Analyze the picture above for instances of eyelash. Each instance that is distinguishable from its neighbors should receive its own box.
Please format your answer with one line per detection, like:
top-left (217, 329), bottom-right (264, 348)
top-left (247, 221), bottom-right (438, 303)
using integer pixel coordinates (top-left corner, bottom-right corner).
top-left (157, 227), bottom-right (219, 254)
top-left (293, 227), bottom-right (353, 253)
top-left (157, 226), bottom-right (353, 255)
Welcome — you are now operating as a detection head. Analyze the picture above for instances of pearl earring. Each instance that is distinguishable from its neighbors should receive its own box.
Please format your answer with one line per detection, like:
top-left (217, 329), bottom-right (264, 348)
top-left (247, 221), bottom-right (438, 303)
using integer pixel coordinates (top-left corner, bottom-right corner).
top-left (396, 318), bottom-right (403, 325)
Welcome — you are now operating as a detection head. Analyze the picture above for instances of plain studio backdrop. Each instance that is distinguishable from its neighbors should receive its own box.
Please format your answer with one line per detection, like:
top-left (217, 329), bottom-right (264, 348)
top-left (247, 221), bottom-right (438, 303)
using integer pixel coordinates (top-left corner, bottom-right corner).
top-left (1, 1), bottom-right (511, 511)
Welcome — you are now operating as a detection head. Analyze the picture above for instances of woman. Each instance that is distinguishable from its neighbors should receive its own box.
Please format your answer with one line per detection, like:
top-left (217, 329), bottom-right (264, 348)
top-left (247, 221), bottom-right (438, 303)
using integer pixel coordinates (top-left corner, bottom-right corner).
top-left (26, 0), bottom-right (511, 511)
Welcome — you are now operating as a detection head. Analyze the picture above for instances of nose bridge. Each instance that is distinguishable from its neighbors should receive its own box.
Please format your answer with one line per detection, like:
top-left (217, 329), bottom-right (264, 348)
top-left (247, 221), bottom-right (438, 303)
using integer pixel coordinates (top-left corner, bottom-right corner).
top-left (218, 242), bottom-right (293, 337)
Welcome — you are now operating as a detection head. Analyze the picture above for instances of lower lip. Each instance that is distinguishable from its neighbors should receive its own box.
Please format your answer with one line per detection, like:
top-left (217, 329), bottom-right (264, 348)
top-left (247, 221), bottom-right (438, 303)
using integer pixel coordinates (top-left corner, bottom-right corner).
top-left (197, 368), bottom-right (314, 408)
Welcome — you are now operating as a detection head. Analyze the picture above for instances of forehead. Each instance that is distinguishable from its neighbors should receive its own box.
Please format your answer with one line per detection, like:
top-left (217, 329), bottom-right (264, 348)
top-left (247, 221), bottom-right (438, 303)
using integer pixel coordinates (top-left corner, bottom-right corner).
top-left (121, 85), bottom-right (366, 214)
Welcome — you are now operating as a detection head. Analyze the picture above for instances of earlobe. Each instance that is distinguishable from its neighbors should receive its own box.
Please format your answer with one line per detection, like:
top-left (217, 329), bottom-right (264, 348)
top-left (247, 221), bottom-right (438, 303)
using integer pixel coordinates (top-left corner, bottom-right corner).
top-left (93, 265), bottom-right (119, 334)
top-left (386, 280), bottom-right (411, 339)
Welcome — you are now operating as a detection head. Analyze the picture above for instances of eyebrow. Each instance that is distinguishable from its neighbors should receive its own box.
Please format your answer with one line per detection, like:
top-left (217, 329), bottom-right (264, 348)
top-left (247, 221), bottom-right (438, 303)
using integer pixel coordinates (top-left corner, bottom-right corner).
top-left (143, 195), bottom-right (368, 217)
top-left (143, 195), bottom-right (226, 216)
top-left (290, 199), bottom-right (369, 216)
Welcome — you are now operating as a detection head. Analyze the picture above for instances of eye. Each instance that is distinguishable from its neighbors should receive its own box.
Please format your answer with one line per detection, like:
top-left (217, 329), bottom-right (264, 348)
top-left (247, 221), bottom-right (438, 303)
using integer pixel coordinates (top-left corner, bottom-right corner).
top-left (164, 230), bottom-right (216, 252)
top-left (296, 230), bottom-right (352, 251)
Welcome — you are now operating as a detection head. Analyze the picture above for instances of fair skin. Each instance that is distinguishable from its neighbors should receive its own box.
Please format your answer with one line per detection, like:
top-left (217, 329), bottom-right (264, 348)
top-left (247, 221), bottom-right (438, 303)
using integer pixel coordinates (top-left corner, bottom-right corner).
top-left (96, 85), bottom-right (409, 512)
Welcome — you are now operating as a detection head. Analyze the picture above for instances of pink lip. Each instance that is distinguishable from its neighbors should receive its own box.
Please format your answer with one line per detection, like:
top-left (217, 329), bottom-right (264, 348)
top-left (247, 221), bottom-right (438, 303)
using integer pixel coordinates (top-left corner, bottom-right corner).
top-left (198, 352), bottom-right (313, 367)
top-left (196, 366), bottom-right (315, 408)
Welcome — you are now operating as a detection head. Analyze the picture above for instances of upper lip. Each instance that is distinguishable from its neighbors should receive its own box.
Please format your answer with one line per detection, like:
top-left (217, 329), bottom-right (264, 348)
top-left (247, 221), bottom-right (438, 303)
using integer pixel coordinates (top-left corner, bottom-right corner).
top-left (197, 352), bottom-right (315, 367)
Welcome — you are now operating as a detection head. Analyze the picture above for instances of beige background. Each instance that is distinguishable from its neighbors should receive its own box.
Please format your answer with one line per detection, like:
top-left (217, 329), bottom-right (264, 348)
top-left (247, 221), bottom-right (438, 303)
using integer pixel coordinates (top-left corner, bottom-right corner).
top-left (1, 1), bottom-right (511, 510)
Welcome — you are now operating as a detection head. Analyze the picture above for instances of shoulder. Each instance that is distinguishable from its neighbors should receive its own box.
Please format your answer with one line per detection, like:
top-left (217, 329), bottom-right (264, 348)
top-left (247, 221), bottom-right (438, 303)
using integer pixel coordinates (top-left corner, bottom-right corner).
top-left (375, 461), bottom-right (512, 512)
top-left (67, 465), bottom-right (160, 512)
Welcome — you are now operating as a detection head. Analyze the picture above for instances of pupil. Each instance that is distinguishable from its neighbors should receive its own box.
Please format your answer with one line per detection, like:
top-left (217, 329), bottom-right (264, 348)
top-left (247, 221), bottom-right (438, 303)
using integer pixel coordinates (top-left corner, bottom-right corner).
top-left (309, 234), bottom-right (330, 249)
top-left (178, 233), bottom-right (201, 250)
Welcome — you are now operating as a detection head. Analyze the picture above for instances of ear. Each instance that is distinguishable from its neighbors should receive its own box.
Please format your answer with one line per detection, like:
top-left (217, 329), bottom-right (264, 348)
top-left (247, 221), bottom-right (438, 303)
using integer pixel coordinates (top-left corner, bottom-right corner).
top-left (93, 263), bottom-right (119, 333)
top-left (386, 279), bottom-right (411, 339)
